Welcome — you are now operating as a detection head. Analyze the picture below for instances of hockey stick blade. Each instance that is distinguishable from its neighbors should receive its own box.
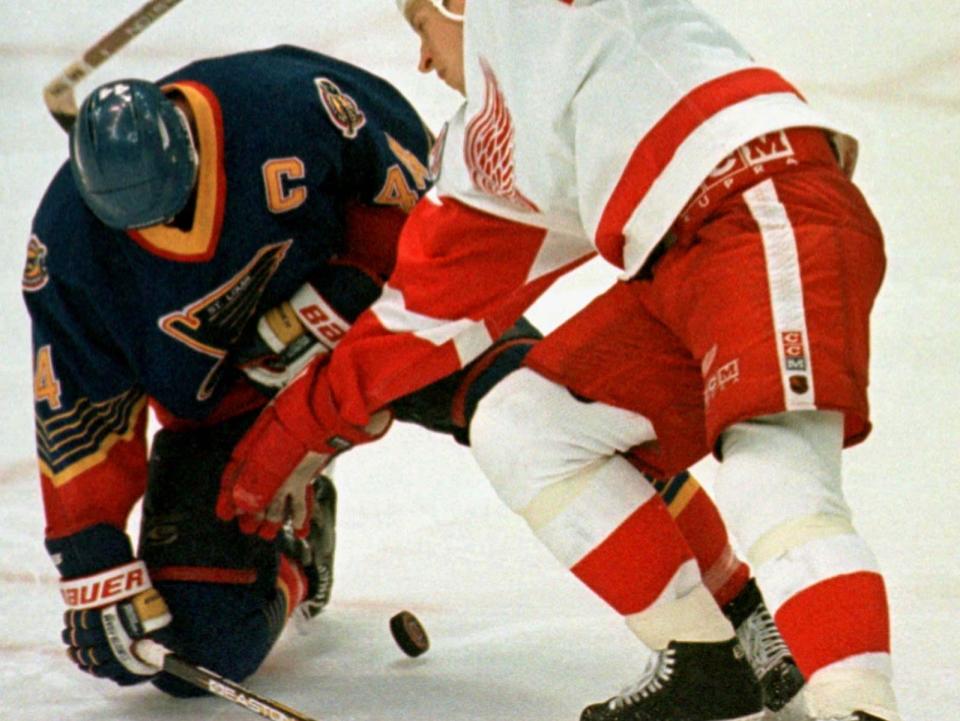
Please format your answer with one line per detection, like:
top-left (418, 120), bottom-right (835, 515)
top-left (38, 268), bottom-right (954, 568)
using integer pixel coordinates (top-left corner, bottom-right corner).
top-left (135, 640), bottom-right (320, 721)
top-left (42, 0), bottom-right (185, 132)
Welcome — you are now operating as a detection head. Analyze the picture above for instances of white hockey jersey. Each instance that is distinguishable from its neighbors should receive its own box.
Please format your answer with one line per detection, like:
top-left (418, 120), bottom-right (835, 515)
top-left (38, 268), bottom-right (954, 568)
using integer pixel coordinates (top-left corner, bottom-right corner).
top-left (317, 0), bottom-right (858, 429)
top-left (434, 0), bottom-right (855, 275)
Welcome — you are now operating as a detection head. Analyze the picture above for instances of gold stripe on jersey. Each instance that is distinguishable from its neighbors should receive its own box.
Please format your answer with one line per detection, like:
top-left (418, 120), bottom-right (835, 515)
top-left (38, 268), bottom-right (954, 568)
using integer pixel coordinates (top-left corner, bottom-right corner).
top-left (654, 471), bottom-right (700, 520)
top-left (129, 81), bottom-right (225, 262)
top-left (37, 390), bottom-right (147, 487)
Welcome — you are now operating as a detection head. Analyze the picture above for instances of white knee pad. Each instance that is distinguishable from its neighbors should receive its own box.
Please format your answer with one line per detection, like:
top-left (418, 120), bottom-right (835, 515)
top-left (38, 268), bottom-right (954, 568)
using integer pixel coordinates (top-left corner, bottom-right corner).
top-left (714, 410), bottom-right (853, 565)
top-left (715, 411), bottom-right (887, 622)
top-left (472, 370), bottom-right (736, 646)
top-left (469, 368), bottom-right (656, 513)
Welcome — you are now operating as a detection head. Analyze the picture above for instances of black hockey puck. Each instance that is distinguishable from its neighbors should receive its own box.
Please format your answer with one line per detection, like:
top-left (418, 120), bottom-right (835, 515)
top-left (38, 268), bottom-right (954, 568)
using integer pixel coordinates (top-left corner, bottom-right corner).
top-left (389, 610), bottom-right (430, 657)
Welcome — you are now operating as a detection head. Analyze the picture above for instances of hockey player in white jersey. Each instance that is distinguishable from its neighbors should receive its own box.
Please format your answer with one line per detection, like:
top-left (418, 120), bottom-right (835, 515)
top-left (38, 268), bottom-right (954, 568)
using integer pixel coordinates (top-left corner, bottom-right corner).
top-left (216, 2), bottom-right (899, 720)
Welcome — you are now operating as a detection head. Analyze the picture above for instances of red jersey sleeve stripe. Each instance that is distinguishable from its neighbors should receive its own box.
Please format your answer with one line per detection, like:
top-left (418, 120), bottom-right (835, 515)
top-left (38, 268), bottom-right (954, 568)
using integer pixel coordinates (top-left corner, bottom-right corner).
top-left (595, 67), bottom-right (803, 267)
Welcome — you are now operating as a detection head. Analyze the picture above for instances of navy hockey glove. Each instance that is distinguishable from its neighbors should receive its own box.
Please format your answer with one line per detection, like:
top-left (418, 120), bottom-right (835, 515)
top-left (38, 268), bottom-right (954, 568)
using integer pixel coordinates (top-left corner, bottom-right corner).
top-left (234, 263), bottom-right (381, 392)
top-left (60, 560), bottom-right (172, 685)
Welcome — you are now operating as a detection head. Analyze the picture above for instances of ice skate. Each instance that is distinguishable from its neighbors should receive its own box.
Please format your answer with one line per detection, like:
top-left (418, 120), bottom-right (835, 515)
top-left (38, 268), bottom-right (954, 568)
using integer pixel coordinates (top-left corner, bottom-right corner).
top-left (280, 474), bottom-right (337, 621)
top-left (580, 638), bottom-right (764, 721)
top-left (723, 579), bottom-right (806, 715)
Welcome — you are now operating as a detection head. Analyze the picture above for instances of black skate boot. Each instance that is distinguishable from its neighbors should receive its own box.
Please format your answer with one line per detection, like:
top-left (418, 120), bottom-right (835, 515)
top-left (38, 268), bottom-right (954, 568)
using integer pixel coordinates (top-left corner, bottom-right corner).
top-left (815, 713), bottom-right (892, 721)
top-left (723, 579), bottom-right (805, 714)
top-left (580, 638), bottom-right (764, 721)
top-left (280, 474), bottom-right (337, 620)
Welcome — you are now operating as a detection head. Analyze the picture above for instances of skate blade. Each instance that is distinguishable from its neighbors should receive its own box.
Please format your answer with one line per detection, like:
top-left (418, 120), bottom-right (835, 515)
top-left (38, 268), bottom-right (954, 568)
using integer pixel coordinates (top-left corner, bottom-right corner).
top-left (763, 689), bottom-right (809, 721)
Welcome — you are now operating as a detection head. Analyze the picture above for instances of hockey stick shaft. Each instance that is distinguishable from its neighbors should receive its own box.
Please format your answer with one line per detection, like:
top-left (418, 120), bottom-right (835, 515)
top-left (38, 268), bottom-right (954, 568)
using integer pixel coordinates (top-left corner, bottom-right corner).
top-left (42, 0), bottom-right (185, 131)
top-left (136, 640), bottom-right (320, 721)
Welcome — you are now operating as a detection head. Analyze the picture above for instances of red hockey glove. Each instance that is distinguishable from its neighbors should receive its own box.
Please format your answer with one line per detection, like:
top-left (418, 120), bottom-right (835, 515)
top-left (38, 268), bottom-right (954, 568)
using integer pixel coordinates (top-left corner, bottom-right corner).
top-left (217, 362), bottom-right (391, 539)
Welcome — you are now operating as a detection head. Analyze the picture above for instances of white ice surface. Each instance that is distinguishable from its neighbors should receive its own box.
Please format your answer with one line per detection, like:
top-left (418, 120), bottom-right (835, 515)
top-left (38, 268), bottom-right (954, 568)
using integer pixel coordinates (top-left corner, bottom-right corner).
top-left (1, 2), bottom-right (958, 719)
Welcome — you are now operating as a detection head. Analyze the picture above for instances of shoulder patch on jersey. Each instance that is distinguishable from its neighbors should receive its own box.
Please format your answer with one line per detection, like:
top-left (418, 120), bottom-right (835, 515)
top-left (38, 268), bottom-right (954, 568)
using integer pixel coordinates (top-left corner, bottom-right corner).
top-left (23, 234), bottom-right (50, 292)
top-left (464, 57), bottom-right (539, 213)
top-left (315, 77), bottom-right (367, 139)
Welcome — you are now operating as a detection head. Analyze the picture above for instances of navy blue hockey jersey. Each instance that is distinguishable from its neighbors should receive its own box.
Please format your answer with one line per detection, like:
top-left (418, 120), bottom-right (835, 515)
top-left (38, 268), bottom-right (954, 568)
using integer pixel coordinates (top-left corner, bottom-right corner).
top-left (23, 46), bottom-right (431, 538)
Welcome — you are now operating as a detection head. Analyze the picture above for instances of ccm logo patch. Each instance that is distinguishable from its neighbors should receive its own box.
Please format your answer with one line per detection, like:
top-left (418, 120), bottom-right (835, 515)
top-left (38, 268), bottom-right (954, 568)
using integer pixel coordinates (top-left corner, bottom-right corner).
top-left (781, 331), bottom-right (808, 371)
top-left (704, 358), bottom-right (740, 407)
top-left (60, 561), bottom-right (151, 610)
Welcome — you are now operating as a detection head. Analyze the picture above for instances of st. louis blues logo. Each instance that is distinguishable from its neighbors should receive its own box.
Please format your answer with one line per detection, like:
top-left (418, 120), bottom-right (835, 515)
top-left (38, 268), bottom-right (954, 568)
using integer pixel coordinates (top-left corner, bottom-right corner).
top-left (464, 57), bottom-right (539, 213)
top-left (158, 241), bottom-right (291, 401)
top-left (23, 234), bottom-right (50, 292)
top-left (315, 77), bottom-right (366, 139)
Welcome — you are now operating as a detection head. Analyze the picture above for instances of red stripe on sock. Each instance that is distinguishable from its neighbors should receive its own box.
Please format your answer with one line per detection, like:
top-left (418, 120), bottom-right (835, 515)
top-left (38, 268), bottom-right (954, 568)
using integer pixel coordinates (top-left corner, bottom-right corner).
top-left (775, 571), bottom-right (890, 678)
top-left (149, 566), bottom-right (257, 584)
top-left (671, 488), bottom-right (750, 606)
top-left (709, 560), bottom-right (751, 608)
top-left (277, 555), bottom-right (308, 618)
top-left (571, 498), bottom-right (695, 615)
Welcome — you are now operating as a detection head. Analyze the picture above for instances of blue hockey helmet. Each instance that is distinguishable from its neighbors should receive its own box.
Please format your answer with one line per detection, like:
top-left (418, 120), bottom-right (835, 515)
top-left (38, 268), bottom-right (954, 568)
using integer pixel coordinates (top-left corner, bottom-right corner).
top-left (69, 79), bottom-right (198, 230)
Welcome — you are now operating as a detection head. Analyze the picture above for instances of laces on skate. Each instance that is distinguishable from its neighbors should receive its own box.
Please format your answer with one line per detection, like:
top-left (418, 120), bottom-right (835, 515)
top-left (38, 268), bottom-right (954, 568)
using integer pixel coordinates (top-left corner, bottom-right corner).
top-left (608, 647), bottom-right (676, 709)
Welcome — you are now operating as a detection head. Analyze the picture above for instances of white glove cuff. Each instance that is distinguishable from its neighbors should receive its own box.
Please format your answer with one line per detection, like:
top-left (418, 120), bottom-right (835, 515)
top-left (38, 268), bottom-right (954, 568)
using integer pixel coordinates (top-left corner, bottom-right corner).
top-left (59, 560), bottom-right (151, 610)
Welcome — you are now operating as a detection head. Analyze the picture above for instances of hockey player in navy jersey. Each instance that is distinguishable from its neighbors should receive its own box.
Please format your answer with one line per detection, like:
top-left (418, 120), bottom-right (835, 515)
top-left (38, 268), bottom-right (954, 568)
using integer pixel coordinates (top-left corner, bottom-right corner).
top-left (23, 45), bottom-right (540, 696)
